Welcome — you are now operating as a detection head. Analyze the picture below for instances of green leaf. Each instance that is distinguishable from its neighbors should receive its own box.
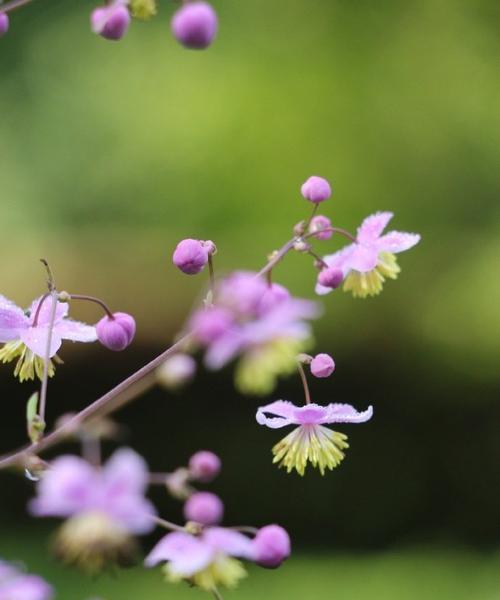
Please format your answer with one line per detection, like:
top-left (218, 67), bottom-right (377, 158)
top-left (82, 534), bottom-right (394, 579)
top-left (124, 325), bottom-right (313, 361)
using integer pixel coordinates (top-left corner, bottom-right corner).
top-left (26, 392), bottom-right (39, 423)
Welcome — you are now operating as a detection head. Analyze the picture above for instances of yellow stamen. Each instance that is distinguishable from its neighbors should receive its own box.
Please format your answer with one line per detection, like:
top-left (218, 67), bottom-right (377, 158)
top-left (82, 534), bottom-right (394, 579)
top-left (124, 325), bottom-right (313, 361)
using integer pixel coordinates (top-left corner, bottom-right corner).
top-left (272, 425), bottom-right (349, 476)
top-left (343, 252), bottom-right (400, 298)
top-left (165, 555), bottom-right (247, 591)
top-left (0, 340), bottom-right (56, 382)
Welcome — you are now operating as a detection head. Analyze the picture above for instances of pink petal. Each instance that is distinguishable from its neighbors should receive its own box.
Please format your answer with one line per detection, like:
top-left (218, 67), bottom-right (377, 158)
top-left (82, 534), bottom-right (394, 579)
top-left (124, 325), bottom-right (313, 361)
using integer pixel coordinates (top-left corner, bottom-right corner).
top-left (204, 331), bottom-right (243, 370)
top-left (324, 403), bottom-right (373, 424)
top-left (56, 319), bottom-right (97, 343)
top-left (377, 231), bottom-right (421, 254)
top-left (27, 296), bottom-right (68, 327)
top-left (357, 212), bottom-right (393, 244)
top-left (203, 527), bottom-right (254, 559)
top-left (20, 327), bottom-right (62, 359)
top-left (316, 245), bottom-right (356, 294)
top-left (348, 244), bottom-right (380, 273)
top-left (29, 456), bottom-right (97, 517)
top-left (292, 404), bottom-right (329, 425)
top-left (256, 400), bottom-right (298, 429)
top-left (145, 532), bottom-right (213, 575)
top-left (0, 295), bottom-right (28, 342)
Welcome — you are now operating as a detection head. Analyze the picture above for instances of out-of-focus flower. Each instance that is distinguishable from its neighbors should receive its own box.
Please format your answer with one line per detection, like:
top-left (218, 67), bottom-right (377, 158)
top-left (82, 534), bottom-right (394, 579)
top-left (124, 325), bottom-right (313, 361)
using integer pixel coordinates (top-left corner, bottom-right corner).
top-left (0, 560), bottom-right (53, 600)
top-left (317, 267), bottom-right (343, 290)
top-left (188, 450), bottom-right (221, 482)
top-left (184, 492), bottom-right (224, 526)
top-left (256, 400), bottom-right (373, 475)
top-left (129, 0), bottom-right (156, 20)
top-left (0, 14), bottom-right (9, 38)
top-left (172, 239), bottom-right (210, 275)
top-left (171, 1), bottom-right (218, 50)
top-left (96, 312), bottom-right (136, 351)
top-left (310, 353), bottom-right (335, 378)
top-left (0, 295), bottom-right (97, 381)
top-left (189, 273), bottom-right (320, 395)
top-left (29, 448), bottom-right (155, 572)
top-left (91, 0), bottom-right (130, 40)
top-left (252, 525), bottom-right (290, 568)
top-left (316, 212), bottom-right (420, 298)
top-left (145, 527), bottom-right (253, 591)
top-left (308, 215), bottom-right (332, 240)
top-left (300, 176), bottom-right (332, 203)
top-left (156, 354), bottom-right (196, 389)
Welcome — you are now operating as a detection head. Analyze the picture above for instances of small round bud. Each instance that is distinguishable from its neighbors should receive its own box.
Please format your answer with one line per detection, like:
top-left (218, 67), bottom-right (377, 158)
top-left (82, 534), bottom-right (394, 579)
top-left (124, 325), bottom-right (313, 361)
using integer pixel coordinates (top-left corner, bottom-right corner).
top-left (96, 312), bottom-right (136, 351)
top-left (293, 238), bottom-right (311, 253)
top-left (301, 176), bottom-right (332, 203)
top-left (0, 13), bottom-right (10, 38)
top-left (171, 1), bottom-right (218, 50)
top-left (310, 353), bottom-right (335, 378)
top-left (252, 525), bottom-right (291, 568)
top-left (91, 4), bottom-right (131, 41)
top-left (188, 450), bottom-right (221, 482)
top-left (317, 267), bottom-right (343, 289)
top-left (184, 491), bottom-right (224, 525)
top-left (293, 220), bottom-right (306, 236)
top-left (157, 354), bottom-right (196, 389)
top-left (309, 215), bottom-right (332, 240)
top-left (172, 238), bottom-right (209, 275)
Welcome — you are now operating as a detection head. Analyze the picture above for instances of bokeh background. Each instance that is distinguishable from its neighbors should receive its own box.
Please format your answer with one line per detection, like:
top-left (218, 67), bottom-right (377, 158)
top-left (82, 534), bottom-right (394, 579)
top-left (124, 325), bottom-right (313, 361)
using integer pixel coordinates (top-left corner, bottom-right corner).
top-left (1, 0), bottom-right (499, 597)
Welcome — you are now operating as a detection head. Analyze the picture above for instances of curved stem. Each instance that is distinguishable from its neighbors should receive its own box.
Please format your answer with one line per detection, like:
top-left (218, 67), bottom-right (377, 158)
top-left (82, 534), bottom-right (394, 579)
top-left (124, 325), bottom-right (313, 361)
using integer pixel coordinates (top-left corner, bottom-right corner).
top-left (303, 226), bottom-right (356, 243)
top-left (69, 294), bottom-right (114, 319)
top-left (150, 514), bottom-right (187, 533)
top-left (0, 0), bottom-right (35, 13)
top-left (212, 588), bottom-right (224, 600)
top-left (297, 362), bottom-right (312, 405)
top-left (256, 237), bottom-right (296, 279)
top-left (31, 293), bottom-right (50, 328)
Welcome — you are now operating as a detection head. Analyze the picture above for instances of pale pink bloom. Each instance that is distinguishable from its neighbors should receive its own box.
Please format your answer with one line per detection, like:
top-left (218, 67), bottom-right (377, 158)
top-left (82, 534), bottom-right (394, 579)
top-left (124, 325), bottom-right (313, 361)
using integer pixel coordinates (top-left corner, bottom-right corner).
top-left (315, 212), bottom-right (420, 298)
top-left (0, 561), bottom-right (53, 600)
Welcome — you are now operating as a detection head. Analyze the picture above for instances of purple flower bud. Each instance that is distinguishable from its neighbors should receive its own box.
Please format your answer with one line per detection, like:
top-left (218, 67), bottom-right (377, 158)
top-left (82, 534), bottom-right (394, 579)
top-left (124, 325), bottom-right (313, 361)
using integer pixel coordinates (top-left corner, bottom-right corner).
top-left (96, 312), bottom-right (136, 351)
top-left (252, 525), bottom-right (291, 568)
top-left (188, 450), bottom-right (221, 482)
top-left (171, 1), bottom-right (218, 50)
top-left (301, 176), bottom-right (332, 203)
top-left (309, 215), bottom-right (332, 240)
top-left (91, 3), bottom-right (130, 41)
top-left (317, 267), bottom-right (343, 289)
top-left (172, 238), bottom-right (209, 275)
top-left (0, 13), bottom-right (10, 38)
top-left (184, 491), bottom-right (224, 525)
top-left (310, 353), bottom-right (335, 378)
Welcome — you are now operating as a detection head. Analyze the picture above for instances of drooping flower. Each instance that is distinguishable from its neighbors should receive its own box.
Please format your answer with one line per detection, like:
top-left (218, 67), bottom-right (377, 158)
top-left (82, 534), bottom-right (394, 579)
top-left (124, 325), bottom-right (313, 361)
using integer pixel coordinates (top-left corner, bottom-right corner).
top-left (316, 212), bottom-right (420, 298)
top-left (252, 525), bottom-right (291, 568)
top-left (189, 273), bottom-right (320, 395)
top-left (91, 0), bottom-right (131, 41)
top-left (145, 527), bottom-right (253, 591)
top-left (96, 312), bottom-right (136, 351)
top-left (29, 448), bottom-right (156, 572)
top-left (0, 295), bottom-right (97, 381)
top-left (256, 400), bottom-right (373, 475)
top-left (0, 560), bottom-right (53, 600)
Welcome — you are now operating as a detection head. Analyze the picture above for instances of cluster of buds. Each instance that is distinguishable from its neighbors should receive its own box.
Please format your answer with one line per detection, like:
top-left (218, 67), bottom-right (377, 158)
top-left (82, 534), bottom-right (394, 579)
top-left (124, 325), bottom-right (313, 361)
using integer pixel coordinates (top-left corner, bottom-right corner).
top-left (90, 0), bottom-right (218, 47)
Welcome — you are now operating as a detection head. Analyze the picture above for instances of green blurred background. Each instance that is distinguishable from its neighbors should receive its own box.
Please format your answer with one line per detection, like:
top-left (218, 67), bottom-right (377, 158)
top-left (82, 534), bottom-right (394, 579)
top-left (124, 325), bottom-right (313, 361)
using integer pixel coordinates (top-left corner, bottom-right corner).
top-left (1, 0), bottom-right (500, 597)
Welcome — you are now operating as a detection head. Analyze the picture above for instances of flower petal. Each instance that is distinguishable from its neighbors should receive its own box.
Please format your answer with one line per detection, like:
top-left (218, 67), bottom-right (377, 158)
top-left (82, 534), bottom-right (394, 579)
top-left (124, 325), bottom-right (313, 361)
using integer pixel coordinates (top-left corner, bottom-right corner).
top-left (324, 403), bottom-right (373, 424)
top-left (56, 319), bottom-right (98, 343)
top-left (27, 296), bottom-right (68, 326)
top-left (291, 404), bottom-right (330, 425)
top-left (0, 295), bottom-right (28, 342)
top-left (377, 231), bottom-right (421, 254)
top-left (29, 456), bottom-right (97, 517)
top-left (256, 400), bottom-right (298, 429)
top-left (20, 327), bottom-right (62, 359)
top-left (357, 212), bottom-right (393, 244)
top-left (348, 244), bottom-right (379, 272)
top-left (203, 527), bottom-right (254, 559)
top-left (145, 532), bottom-right (213, 576)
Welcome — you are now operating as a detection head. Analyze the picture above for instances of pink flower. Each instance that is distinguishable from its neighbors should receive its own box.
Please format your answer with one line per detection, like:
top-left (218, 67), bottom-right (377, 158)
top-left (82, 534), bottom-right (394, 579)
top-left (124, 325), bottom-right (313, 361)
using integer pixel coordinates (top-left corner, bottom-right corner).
top-left (30, 448), bottom-right (156, 571)
top-left (145, 527), bottom-right (254, 590)
top-left (310, 353), bottom-right (335, 378)
top-left (184, 492), bottom-right (224, 525)
top-left (0, 561), bottom-right (53, 600)
top-left (316, 212), bottom-right (420, 298)
top-left (301, 176), bottom-right (332, 203)
top-left (171, 1), bottom-right (218, 50)
top-left (0, 295), bottom-right (97, 381)
top-left (91, 0), bottom-right (130, 41)
top-left (96, 312), bottom-right (136, 351)
top-left (257, 400), bottom-right (373, 475)
top-left (189, 273), bottom-right (320, 394)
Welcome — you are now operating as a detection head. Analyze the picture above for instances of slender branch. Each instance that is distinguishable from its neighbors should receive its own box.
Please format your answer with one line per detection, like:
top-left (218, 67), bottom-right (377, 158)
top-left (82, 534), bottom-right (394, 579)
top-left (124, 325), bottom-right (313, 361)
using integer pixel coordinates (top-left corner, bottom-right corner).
top-left (303, 226), bottom-right (356, 243)
top-left (0, 334), bottom-right (191, 470)
top-left (38, 291), bottom-right (58, 424)
top-left (31, 293), bottom-right (50, 328)
top-left (297, 362), bottom-right (312, 405)
top-left (207, 255), bottom-right (215, 295)
top-left (150, 514), bottom-right (186, 533)
top-left (69, 294), bottom-right (114, 319)
top-left (0, 0), bottom-right (36, 14)
top-left (212, 587), bottom-right (224, 600)
top-left (256, 237), bottom-right (296, 279)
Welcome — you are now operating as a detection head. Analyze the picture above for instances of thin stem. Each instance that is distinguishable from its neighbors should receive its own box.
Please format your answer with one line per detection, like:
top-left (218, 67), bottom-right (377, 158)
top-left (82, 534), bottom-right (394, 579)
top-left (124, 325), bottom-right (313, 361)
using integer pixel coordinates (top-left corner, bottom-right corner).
top-left (303, 203), bottom-right (319, 231)
top-left (0, 0), bottom-right (35, 13)
top-left (0, 333), bottom-right (192, 470)
top-left (230, 526), bottom-right (258, 535)
top-left (31, 293), bottom-right (50, 328)
top-left (212, 588), bottom-right (224, 600)
top-left (297, 362), bottom-right (312, 405)
top-left (207, 255), bottom-right (215, 295)
top-left (150, 515), bottom-right (186, 533)
top-left (148, 472), bottom-right (171, 485)
top-left (38, 291), bottom-right (58, 424)
top-left (307, 249), bottom-right (328, 269)
top-left (40, 259), bottom-right (56, 291)
top-left (303, 226), bottom-right (356, 243)
top-left (81, 434), bottom-right (101, 467)
top-left (69, 294), bottom-right (114, 319)
top-left (256, 237), bottom-right (296, 279)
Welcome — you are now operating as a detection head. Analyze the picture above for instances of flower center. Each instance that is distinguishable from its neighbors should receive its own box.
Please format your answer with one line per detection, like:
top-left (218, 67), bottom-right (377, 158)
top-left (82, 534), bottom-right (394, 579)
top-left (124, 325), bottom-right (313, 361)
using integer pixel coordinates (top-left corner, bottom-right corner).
top-left (0, 340), bottom-right (57, 382)
top-left (343, 251), bottom-right (400, 298)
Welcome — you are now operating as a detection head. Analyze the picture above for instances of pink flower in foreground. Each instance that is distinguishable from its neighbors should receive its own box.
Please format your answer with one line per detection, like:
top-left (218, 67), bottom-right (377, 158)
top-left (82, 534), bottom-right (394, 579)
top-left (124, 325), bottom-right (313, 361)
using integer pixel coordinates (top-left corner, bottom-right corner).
top-left (30, 448), bottom-right (155, 572)
top-left (257, 400), bottom-right (373, 475)
top-left (0, 295), bottom-right (97, 381)
top-left (0, 561), bottom-right (53, 600)
top-left (189, 273), bottom-right (320, 394)
top-left (316, 212), bottom-right (420, 298)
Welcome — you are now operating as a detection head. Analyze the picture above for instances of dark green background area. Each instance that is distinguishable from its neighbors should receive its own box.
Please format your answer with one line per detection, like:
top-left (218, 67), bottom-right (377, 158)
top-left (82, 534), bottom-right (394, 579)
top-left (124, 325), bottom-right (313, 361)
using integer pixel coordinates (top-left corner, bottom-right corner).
top-left (0, 0), bottom-right (499, 597)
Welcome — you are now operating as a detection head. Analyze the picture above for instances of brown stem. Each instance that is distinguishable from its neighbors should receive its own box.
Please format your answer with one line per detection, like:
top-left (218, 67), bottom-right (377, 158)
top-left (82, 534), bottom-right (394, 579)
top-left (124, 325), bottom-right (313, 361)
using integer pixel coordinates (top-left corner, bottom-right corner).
top-left (69, 294), bottom-right (115, 319)
top-left (31, 293), bottom-right (50, 328)
top-left (0, 0), bottom-right (35, 13)
top-left (150, 514), bottom-right (186, 533)
top-left (303, 226), bottom-right (356, 243)
top-left (297, 362), bottom-right (312, 405)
